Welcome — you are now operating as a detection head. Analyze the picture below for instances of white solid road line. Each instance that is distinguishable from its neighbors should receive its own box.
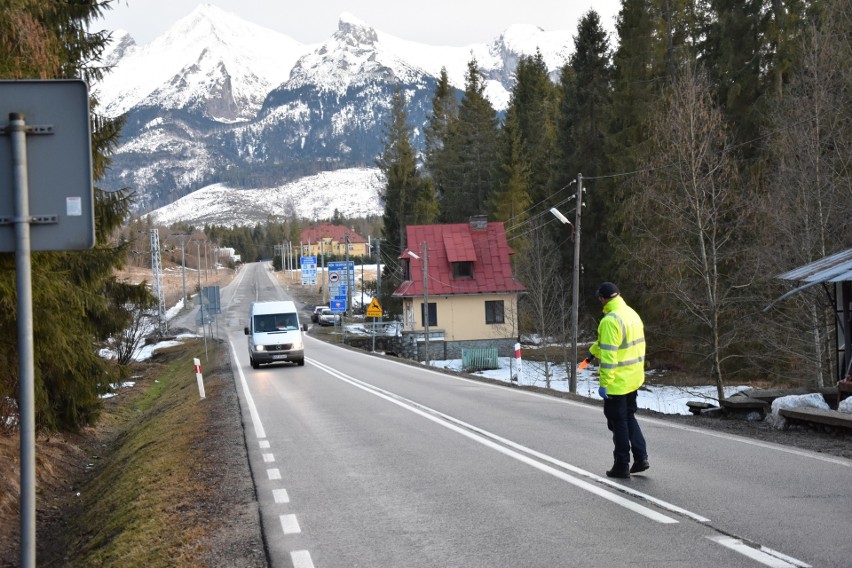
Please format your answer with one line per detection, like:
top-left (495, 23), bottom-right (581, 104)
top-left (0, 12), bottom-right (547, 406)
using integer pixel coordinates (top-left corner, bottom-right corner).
top-left (230, 340), bottom-right (266, 439)
top-left (309, 358), bottom-right (678, 524)
top-left (708, 536), bottom-right (811, 568)
top-left (309, 336), bottom-right (852, 468)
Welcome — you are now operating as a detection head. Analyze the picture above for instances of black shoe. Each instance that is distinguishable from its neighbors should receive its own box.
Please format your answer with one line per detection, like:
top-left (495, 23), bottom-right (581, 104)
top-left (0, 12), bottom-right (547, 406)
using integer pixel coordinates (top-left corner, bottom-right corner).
top-left (630, 460), bottom-right (650, 474)
top-left (606, 464), bottom-right (630, 479)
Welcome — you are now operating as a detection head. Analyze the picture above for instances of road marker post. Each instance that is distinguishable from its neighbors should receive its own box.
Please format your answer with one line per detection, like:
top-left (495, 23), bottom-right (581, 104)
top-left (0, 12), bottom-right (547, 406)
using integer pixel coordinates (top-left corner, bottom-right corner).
top-left (193, 358), bottom-right (206, 399)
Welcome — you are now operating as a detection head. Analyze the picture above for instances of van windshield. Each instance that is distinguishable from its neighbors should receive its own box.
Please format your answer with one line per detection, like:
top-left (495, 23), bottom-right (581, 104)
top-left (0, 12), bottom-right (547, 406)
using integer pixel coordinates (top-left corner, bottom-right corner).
top-left (254, 313), bottom-right (298, 332)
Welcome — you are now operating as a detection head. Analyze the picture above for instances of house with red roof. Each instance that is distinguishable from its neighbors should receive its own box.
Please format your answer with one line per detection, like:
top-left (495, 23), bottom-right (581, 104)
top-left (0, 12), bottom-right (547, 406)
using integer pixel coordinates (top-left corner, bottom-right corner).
top-left (300, 224), bottom-right (370, 258)
top-left (393, 216), bottom-right (527, 359)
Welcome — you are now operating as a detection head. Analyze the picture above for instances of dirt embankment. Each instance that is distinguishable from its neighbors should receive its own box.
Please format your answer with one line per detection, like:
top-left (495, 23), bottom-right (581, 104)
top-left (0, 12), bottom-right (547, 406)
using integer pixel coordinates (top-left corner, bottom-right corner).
top-left (0, 339), bottom-right (264, 567)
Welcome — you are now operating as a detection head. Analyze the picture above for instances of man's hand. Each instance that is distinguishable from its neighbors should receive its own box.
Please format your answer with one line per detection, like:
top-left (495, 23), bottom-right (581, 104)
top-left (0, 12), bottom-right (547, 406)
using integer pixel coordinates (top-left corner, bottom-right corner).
top-left (598, 386), bottom-right (608, 399)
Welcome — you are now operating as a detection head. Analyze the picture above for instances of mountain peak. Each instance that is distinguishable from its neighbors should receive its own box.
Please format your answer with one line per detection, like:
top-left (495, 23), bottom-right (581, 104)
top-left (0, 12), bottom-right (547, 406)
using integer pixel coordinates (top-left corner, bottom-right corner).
top-left (336, 11), bottom-right (378, 45)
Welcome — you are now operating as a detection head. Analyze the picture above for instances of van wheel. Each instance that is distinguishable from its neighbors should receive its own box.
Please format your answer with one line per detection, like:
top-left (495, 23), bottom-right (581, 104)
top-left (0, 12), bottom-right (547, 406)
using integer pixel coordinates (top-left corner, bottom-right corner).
top-left (297, 358), bottom-right (305, 367)
top-left (250, 358), bottom-right (259, 369)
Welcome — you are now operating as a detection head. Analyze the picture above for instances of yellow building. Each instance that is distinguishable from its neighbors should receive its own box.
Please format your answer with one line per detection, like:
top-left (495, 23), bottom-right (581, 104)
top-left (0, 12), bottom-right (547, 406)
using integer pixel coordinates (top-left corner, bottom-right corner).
top-left (300, 224), bottom-right (370, 258)
top-left (393, 216), bottom-right (527, 359)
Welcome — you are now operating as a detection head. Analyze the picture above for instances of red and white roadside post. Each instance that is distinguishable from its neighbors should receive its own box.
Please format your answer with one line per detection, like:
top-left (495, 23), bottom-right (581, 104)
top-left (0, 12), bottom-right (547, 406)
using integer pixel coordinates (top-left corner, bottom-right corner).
top-left (513, 342), bottom-right (523, 383)
top-left (193, 358), bottom-right (206, 399)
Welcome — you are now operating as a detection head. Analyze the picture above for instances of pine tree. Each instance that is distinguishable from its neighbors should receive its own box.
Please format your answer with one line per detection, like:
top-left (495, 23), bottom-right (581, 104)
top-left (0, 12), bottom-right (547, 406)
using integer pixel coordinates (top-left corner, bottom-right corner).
top-left (439, 58), bottom-right (500, 222)
top-left (509, 52), bottom-right (559, 207)
top-left (553, 10), bottom-right (613, 302)
top-left (424, 68), bottom-right (459, 207)
top-left (376, 87), bottom-right (433, 254)
top-left (0, 0), bottom-right (152, 430)
top-left (491, 107), bottom-right (532, 251)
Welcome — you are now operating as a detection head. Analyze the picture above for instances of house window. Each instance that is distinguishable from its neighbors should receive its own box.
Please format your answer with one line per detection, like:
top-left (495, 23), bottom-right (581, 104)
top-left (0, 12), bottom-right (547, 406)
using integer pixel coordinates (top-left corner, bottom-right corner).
top-left (485, 300), bottom-right (504, 324)
top-left (453, 261), bottom-right (473, 279)
top-left (420, 302), bottom-right (437, 327)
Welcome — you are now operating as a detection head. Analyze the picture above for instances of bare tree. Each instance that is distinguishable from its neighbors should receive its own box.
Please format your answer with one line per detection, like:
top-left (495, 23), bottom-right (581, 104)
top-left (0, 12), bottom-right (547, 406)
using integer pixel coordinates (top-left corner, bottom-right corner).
top-left (514, 225), bottom-right (569, 388)
top-left (621, 63), bottom-right (751, 401)
top-left (111, 295), bottom-right (158, 366)
top-left (760, 0), bottom-right (852, 388)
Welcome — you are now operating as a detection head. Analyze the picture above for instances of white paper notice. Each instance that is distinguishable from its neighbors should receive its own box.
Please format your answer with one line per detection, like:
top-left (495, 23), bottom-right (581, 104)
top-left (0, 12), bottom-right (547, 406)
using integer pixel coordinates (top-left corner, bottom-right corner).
top-left (66, 196), bottom-right (82, 216)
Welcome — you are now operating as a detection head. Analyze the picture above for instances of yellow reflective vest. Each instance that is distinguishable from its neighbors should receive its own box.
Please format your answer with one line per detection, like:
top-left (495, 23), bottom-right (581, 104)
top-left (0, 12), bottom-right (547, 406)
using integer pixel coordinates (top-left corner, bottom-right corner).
top-left (589, 295), bottom-right (646, 395)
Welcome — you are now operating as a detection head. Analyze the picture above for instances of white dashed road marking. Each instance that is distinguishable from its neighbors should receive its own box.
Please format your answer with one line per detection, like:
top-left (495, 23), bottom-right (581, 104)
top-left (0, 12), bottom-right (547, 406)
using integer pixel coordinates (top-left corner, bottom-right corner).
top-left (291, 550), bottom-right (315, 568)
top-left (280, 514), bottom-right (301, 535)
top-left (273, 488), bottom-right (290, 504)
top-left (267, 468), bottom-right (281, 480)
top-left (263, 453), bottom-right (275, 463)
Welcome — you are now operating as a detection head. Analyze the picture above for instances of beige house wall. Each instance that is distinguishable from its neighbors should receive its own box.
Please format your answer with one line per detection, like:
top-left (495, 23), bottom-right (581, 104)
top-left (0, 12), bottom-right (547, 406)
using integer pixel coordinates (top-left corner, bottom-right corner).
top-left (403, 293), bottom-right (520, 341)
top-left (302, 239), bottom-right (369, 258)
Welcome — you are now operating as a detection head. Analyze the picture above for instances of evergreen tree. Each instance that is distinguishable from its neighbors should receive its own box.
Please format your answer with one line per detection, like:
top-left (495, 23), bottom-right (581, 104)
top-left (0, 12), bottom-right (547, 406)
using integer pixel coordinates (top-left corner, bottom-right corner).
top-left (0, 0), bottom-right (151, 431)
top-left (509, 51), bottom-right (559, 207)
top-left (553, 10), bottom-right (613, 305)
top-left (491, 107), bottom-right (532, 251)
top-left (439, 59), bottom-right (500, 222)
top-left (423, 68), bottom-right (459, 206)
top-left (376, 87), bottom-right (434, 254)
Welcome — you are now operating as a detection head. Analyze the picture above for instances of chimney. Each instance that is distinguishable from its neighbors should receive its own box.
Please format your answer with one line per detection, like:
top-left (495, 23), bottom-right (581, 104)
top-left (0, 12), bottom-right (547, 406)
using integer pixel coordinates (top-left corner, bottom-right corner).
top-left (469, 215), bottom-right (488, 231)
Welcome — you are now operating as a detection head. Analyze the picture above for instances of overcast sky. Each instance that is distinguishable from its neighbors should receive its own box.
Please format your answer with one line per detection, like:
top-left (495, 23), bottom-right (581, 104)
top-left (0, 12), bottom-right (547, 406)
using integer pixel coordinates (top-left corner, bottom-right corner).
top-left (95, 0), bottom-right (623, 46)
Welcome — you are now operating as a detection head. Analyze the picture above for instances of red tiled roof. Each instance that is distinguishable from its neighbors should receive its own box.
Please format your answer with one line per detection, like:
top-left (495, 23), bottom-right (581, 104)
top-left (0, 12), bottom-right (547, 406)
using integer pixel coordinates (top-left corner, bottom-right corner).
top-left (393, 221), bottom-right (526, 297)
top-left (301, 223), bottom-right (368, 244)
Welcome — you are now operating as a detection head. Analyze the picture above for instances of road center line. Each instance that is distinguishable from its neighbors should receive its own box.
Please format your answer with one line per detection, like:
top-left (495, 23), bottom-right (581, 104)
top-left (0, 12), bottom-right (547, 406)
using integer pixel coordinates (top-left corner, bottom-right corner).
top-left (308, 358), bottom-right (678, 525)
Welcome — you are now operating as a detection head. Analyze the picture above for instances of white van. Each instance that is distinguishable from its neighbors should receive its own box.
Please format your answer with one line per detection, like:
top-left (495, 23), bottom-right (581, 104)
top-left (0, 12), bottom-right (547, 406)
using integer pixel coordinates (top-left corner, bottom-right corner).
top-left (244, 301), bottom-right (307, 368)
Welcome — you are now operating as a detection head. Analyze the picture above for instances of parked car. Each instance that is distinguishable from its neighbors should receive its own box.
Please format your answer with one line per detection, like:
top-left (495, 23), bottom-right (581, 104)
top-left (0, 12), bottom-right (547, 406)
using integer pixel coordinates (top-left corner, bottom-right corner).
top-left (312, 305), bottom-right (329, 323)
top-left (318, 308), bottom-right (340, 326)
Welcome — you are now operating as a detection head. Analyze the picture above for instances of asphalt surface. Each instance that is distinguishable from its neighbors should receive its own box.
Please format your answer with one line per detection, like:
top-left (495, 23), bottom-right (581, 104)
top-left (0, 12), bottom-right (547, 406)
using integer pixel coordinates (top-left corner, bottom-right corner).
top-left (176, 263), bottom-right (852, 568)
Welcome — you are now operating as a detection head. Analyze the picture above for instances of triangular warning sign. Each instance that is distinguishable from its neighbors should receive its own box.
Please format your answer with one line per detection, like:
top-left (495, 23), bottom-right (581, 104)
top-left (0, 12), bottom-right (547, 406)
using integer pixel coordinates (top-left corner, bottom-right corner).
top-left (366, 297), bottom-right (383, 318)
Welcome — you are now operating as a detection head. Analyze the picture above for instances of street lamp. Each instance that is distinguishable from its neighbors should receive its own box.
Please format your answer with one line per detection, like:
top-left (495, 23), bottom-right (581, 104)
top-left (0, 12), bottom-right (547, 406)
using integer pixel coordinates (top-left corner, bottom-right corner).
top-left (405, 244), bottom-right (430, 366)
top-left (551, 173), bottom-right (583, 393)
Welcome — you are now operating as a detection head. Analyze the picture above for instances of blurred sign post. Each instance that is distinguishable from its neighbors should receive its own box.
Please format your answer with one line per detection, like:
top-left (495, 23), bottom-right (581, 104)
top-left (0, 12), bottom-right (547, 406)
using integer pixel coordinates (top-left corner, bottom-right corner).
top-left (327, 261), bottom-right (354, 314)
top-left (366, 297), bottom-right (382, 352)
top-left (1, 80), bottom-right (94, 568)
top-left (300, 256), bottom-right (317, 285)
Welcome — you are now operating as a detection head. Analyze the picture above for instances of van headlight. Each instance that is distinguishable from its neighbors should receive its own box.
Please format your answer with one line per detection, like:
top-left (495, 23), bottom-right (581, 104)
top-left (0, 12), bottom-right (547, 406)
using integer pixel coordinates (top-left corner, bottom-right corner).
top-left (255, 345), bottom-right (265, 352)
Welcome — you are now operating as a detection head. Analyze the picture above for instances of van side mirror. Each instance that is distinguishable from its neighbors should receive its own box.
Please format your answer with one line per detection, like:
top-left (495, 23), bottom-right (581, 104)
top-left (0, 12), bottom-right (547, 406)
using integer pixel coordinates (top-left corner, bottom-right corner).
top-left (244, 326), bottom-right (250, 335)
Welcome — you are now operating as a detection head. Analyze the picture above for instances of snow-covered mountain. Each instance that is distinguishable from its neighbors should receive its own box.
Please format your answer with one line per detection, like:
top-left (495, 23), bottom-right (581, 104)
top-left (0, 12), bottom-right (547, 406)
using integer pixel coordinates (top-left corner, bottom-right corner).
top-left (94, 4), bottom-right (574, 223)
top-left (146, 167), bottom-right (384, 228)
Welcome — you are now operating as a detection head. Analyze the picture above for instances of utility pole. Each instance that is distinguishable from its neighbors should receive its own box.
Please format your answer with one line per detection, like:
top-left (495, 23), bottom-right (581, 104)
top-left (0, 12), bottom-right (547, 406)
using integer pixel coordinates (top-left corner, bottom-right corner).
top-left (423, 240), bottom-right (430, 367)
top-left (550, 173), bottom-right (584, 393)
top-left (150, 229), bottom-right (166, 336)
top-left (195, 241), bottom-right (202, 295)
top-left (344, 233), bottom-right (351, 341)
top-left (375, 238), bottom-right (381, 305)
top-left (174, 233), bottom-right (190, 306)
top-left (570, 174), bottom-right (584, 393)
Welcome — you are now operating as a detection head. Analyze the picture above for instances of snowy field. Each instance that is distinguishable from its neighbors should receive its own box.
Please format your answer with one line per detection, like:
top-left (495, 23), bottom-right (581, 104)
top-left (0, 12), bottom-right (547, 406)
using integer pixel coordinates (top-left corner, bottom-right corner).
top-left (431, 357), bottom-right (748, 416)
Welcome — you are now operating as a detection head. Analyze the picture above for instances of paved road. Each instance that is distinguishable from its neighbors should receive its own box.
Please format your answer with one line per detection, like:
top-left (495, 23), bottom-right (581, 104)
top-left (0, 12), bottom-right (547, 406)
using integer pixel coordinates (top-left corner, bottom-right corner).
top-left (219, 263), bottom-right (852, 568)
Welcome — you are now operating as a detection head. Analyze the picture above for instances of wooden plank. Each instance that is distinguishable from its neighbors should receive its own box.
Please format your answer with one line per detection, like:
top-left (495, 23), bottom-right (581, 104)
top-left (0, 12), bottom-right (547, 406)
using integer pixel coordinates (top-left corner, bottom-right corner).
top-left (779, 407), bottom-right (852, 430)
top-left (720, 397), bottom-right (768, 410)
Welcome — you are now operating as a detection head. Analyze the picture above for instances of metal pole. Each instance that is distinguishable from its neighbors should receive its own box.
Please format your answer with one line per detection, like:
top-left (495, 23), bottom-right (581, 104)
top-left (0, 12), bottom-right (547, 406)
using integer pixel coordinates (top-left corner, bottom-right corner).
top-left (10, 112), bottom-right (36, 568)
top-left (179, 237), bottom-right (187, 305)
top-left (423, 240), bottom-right (430, 367)
top-left (570, 174), bottom-right (583, 393)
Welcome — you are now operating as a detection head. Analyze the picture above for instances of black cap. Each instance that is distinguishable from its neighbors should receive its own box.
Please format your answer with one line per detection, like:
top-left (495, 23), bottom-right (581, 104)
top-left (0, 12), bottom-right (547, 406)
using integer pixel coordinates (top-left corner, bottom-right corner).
top-left (596, 282), bottom-right (619, 299)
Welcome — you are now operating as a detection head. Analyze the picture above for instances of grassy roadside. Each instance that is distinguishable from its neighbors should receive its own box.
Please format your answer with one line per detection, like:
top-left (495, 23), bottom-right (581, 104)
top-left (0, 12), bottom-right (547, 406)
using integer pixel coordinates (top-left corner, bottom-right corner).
top-left (0, 338), bottom-right (264, 567)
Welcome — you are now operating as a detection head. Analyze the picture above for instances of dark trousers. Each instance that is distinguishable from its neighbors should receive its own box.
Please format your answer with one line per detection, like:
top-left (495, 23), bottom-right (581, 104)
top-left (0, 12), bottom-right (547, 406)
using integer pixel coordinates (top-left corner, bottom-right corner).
top-left (603, 390), bottom-right (647, 465)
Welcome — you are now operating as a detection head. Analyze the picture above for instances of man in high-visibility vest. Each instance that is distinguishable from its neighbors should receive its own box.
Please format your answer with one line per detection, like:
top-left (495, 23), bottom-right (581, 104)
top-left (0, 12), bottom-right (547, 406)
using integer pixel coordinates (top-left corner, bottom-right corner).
top-left (587, 282), bottom-right (649, 479)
